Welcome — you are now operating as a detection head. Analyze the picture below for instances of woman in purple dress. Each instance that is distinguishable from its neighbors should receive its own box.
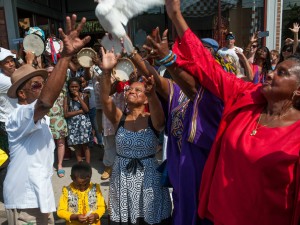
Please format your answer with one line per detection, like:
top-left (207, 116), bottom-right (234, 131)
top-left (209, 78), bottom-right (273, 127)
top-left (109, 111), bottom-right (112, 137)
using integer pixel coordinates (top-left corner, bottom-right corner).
top-left (127, 32), bottom-right (223, 225)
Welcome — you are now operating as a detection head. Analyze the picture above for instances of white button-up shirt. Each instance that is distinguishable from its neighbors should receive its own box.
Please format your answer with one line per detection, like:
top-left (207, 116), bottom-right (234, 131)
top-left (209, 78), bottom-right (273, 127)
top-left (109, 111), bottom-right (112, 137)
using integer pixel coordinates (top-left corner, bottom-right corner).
top-left (4, 100), bottom-right (56, 213)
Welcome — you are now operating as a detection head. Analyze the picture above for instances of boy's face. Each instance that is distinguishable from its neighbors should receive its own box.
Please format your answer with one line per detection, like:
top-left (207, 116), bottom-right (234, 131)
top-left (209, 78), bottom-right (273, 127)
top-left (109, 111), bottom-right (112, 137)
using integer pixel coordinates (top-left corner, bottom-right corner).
top-left (72, 176), bottom-right (91, 192)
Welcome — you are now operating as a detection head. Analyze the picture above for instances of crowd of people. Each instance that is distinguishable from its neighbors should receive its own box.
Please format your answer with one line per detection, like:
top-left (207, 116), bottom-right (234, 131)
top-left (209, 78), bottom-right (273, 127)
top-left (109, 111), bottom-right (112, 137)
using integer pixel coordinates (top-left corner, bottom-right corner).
top-left (0, 0), bottom-right (300, 224)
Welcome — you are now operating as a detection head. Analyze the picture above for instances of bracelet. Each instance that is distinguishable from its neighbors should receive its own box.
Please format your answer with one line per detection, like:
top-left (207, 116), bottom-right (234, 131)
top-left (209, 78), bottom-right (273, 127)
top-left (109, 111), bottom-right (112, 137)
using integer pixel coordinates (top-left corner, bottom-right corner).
top-left (156, 50), bottom-right (172, 64)
top-left (164, 54), bottom-right (177, 67)
top-left (154, 54), bottom-right (174, 66)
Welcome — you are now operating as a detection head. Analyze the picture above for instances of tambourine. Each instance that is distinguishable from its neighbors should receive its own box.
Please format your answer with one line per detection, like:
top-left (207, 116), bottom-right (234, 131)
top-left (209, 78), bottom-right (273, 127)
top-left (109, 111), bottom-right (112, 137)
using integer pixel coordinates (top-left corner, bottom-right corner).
top-left (113, 58), bottom-right (135, 82)
top-left (23, 33), bottom-right (45, 56)
top-left (77, 48), bottom-right (97, 68)
top-left (45, 37), bottom-right (63, 55)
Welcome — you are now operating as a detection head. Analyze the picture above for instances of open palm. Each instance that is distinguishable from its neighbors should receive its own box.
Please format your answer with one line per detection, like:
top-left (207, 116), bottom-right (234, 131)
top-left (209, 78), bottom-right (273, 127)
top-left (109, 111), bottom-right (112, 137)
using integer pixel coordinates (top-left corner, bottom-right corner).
top-left (100, 47), bottom-right (118, 71)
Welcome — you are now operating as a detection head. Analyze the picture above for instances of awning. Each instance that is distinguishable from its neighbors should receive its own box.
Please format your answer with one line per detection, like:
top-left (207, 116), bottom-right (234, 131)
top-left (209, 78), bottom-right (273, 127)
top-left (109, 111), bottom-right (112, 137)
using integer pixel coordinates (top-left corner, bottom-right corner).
top-left (181, 0), bottom-right (238, 17)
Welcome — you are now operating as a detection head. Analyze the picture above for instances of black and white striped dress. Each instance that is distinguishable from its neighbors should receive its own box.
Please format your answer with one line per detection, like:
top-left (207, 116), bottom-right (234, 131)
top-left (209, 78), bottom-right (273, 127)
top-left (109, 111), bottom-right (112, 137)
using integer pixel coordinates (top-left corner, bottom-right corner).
top-left (109, 123), bottom-right (172, 225)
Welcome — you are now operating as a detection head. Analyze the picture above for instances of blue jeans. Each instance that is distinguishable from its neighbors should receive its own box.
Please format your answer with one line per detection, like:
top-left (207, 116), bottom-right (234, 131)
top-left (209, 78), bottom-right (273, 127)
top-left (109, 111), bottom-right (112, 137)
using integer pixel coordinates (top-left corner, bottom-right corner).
top-left (88, 107), bottom-right (103, 145)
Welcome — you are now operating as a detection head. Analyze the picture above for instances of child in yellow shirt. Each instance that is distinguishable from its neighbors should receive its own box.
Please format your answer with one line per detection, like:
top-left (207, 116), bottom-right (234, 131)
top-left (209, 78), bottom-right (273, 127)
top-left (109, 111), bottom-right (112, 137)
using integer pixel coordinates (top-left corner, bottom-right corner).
top-left (57, 162), bottom-right (106, 224)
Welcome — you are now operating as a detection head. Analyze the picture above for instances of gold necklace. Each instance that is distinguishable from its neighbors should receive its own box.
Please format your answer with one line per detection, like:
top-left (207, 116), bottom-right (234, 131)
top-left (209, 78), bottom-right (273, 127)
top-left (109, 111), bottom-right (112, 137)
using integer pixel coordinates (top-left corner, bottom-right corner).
top-left (250, 107), bottom-right (292, 136)
top-left (250, 112), bottom-right (263, 136)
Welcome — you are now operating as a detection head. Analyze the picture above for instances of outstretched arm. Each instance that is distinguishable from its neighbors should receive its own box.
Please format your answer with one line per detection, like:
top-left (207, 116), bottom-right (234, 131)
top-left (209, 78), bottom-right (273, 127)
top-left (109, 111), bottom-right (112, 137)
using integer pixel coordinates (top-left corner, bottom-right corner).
top-left (34, 15), bottom-right (91, 123)
top-left (289, 22), bottom-right (299, 53)
top-left (165, 0), bottom-right (188, 39)
top-left (99, 47), bottom-right (123, 126)
top-left (143, 75), bottom-right (165, 132)
top-left (163, 0), bottom-right (255, 102)
top-left (144, 28), bottom-right (199, 100)
top-left (235, 49), bottom-right (253, 81)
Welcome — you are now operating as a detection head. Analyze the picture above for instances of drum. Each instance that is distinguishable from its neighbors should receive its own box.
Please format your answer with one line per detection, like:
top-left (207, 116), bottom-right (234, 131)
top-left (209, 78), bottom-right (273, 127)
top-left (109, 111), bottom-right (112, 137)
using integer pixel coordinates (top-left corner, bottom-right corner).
top-left (113, 58), bottom-right (135, 82)
top-left (77, 48), bottom-right (97, 68)
top-left (45, 37), bottom-right (63, 55)
top-left (100, 34), bottom-right (123, 54)
top-left (23, 33), bottom-right (45, 56)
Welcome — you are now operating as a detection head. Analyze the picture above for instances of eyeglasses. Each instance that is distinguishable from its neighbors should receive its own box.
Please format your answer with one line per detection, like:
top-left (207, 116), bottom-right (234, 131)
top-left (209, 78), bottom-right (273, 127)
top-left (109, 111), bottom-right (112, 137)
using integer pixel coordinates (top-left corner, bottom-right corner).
top-left (23, 81), bottom-right (45, 92)
top-left (125, 87), bottom-right (144, 93)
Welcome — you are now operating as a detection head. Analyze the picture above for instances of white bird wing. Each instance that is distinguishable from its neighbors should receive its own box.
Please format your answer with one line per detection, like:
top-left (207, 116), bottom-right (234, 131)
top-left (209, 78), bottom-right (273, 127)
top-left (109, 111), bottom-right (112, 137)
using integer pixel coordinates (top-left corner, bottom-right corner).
top-left (118, 0), bottom-right (164, 23)
top-left (95, 0), bottom-right (164, 38)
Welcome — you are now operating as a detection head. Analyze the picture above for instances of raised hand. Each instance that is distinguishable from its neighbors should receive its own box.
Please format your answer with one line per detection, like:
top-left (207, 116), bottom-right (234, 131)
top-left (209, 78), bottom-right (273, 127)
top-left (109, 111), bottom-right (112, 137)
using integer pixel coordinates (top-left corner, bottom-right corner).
top-left (143, 27), bottom-right (170, 60)
top-left (165, 0), bottom-right (182, 21)
top-left (58, 14), bottom-right (91, 57)
top-left (289, 22), bottom-right (300, 34)
top-left (100, 47), bottom-right (119, 71)
top-left (143, 75), bottom-right (156, 97)
top-left (24, 51), bottom-right (36, 65)
top-left (250, 31), bottom-right (259, 43)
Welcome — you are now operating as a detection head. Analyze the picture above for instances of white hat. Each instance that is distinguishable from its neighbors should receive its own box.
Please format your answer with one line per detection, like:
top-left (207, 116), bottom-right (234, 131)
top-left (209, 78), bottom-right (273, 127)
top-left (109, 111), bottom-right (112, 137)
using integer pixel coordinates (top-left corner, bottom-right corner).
top-left (0, 48), bottom-right (16, 61)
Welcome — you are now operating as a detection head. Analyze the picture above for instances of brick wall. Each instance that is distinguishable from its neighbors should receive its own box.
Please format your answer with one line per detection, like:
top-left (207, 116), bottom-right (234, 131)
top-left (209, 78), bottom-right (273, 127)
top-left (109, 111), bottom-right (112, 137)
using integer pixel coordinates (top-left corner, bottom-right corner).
top-left (275, 0), bottom-right (282, 50)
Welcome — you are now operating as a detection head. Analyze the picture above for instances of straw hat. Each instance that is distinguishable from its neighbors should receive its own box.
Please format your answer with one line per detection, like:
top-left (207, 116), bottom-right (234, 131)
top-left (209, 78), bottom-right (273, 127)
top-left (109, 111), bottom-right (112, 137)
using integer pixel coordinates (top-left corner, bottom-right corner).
top-left (7, 64), bottom-right (48, 98)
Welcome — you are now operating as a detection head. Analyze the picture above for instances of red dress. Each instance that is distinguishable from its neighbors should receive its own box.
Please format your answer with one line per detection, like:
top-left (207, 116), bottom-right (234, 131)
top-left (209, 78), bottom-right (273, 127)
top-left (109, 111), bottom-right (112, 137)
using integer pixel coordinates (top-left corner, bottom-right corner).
top-left (172, 28), bottom-right (300, 225)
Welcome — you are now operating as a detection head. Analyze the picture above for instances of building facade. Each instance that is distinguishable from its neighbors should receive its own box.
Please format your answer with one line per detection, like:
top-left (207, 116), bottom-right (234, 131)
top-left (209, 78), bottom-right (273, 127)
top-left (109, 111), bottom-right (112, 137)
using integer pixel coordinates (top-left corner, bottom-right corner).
top-left (0, 0), bottom-right (298, 52)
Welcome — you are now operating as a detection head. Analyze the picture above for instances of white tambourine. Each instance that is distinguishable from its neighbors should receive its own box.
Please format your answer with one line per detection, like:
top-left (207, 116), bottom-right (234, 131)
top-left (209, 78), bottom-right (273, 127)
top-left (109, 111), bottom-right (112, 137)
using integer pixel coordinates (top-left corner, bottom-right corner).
top-left (77, 48), bottom-right (97, 68)
top-left (23, 33), bottom-right (45, 56)
top-left (113, 58), bottom-right (135, 82)
top-left (45, 38), bottom-right (63, 55)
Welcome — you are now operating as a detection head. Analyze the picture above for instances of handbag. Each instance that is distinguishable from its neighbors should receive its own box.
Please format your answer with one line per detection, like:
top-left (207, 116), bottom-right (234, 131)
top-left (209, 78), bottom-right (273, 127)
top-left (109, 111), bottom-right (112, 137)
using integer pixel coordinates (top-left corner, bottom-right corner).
top-left (157, 160), bottom-right (172, 187)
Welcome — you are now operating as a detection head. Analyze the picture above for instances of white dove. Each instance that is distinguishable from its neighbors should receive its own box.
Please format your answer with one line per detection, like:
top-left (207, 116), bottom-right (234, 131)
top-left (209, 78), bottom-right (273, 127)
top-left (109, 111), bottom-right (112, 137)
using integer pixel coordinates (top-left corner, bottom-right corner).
top-left (95, 0), bottom-right (165, 39)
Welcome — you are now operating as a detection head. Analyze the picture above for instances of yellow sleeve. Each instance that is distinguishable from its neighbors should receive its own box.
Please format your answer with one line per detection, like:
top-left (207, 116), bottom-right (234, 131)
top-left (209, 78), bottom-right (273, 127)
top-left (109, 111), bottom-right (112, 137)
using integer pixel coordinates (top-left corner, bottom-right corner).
top-left (57, 186), bottom-right (72, 222)
top-left (93, 184), bottom-right (106, 218)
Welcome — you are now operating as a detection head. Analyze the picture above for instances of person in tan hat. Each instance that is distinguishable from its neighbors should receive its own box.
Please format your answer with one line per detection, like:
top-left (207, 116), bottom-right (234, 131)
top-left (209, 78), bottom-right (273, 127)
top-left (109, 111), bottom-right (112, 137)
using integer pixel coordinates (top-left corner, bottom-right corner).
top-left (3, 14), bottom-right (91, 225)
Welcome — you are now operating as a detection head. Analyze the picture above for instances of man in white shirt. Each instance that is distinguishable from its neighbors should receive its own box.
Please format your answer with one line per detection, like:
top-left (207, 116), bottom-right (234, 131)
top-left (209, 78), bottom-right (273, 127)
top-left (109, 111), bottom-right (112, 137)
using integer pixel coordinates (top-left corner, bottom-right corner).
top-left (3, 15), bottom-right (91, 225)
top-left (0, 48), bottom-right (17, 202)
top-left (0, 48), bottom-right (17, 151)
top-left (217, 32), bottom-right (243, 64)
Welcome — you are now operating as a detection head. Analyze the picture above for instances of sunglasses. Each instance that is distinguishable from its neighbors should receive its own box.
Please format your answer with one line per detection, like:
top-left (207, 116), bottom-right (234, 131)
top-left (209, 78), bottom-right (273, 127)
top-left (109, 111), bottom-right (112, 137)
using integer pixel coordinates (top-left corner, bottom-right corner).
top-left (251, 45), bottom-right (258, 48)
top-left (283, 48), bottom-right (292, 52)
top-left (23, 81), bottom-right (45, 92)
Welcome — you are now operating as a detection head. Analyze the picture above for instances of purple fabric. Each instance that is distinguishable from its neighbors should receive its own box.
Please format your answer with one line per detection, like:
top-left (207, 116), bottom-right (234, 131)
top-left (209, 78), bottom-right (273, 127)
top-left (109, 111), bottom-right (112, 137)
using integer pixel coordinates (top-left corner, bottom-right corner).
top-left (165, 82), bottom-right (222, 225)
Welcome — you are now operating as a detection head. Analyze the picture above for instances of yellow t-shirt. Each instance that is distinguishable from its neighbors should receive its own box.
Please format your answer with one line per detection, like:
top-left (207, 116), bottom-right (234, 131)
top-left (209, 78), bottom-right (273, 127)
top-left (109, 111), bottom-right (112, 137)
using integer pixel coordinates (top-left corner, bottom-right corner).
top-left (57, 182), bottom-right (106, 225)
top-left (0, 149), bottom-right (8, 166)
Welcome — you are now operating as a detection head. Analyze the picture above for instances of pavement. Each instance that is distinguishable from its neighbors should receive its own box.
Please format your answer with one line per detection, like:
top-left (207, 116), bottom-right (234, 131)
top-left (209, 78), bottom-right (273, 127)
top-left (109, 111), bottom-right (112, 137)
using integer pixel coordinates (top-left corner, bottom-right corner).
top-left (0, 144), bottom-right (165, 225)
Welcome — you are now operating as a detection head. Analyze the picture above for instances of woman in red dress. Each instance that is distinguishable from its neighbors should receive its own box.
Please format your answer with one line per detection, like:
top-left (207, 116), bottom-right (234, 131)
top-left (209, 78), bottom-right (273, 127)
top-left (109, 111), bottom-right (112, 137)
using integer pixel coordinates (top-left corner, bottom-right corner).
top-left (148, 1), bottom-right (300, 224)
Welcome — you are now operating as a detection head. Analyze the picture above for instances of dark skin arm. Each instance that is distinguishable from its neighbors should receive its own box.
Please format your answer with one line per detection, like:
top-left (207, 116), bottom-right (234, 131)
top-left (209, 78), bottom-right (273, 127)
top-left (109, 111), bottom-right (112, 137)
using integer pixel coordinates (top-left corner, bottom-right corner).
top-left (143, 28), bottom-right (199, 101)
top-left (99, 47), bottom-right (123, 126)
top-left (63, 92), bottom-right (89, 118)
top-left (143, 75), bottom-right (165, 131)
top-left (128, 48), bottom-right (169, 101)
top-left (165, 0), bottom-right (188, 39)
top-left (34, 14), bottom-right (90, 123)
top-left (70, 213), bottom-right (99, 223)
top-left (63, 96), bottom-right (84, 118)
